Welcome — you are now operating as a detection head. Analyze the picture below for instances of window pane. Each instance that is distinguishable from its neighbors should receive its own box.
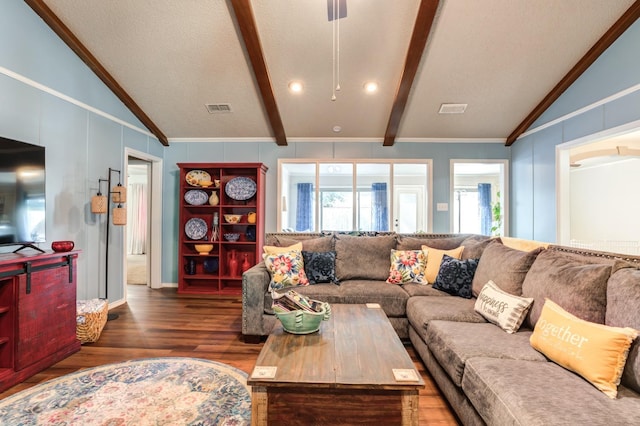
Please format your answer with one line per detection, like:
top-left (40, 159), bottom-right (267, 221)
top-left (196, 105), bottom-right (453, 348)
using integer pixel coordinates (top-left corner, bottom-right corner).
top-left (281, 163), bottom-right (316, 232)
top-left (319, 163), bottom-right (353, 231)
top-left (452, 162), bottom-right (505, 236)
top-left (357, 163), bottom-right (390, 231)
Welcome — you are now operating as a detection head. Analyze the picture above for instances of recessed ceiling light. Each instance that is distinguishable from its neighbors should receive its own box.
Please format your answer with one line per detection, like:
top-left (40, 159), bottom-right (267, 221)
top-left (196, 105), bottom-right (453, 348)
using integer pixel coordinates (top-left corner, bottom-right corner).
top-left (288, 81), bottom-right (303, 93)
top-left (363, 81), bottom-right (378, 93)
top-left (333, 126), bottom-right (342, 133)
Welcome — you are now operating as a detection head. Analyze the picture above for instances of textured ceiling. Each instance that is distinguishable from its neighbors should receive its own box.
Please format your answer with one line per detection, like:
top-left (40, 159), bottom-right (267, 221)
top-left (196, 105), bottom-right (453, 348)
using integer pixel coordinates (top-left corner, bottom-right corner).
top-left (38, 0), bottom-right (637, 144)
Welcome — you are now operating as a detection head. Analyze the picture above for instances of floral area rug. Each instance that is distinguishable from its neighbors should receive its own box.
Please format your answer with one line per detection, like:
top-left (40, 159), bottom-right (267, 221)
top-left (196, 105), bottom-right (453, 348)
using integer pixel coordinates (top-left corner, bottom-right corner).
top-left (0, 357), bottom-right (251, 425)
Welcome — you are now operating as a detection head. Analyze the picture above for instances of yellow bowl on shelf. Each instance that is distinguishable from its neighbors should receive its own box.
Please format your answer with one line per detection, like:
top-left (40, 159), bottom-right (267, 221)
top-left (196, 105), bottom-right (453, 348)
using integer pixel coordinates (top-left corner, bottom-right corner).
top-left (194, 244), bottom-right (214, 255)
top-left (224, 214), bottom-right (242, 224)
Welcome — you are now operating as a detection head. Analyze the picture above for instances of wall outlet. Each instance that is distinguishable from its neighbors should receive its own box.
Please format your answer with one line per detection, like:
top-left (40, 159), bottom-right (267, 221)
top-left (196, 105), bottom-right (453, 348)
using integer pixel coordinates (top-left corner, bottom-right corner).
top-left (436, 203), bottom-right (449, 212)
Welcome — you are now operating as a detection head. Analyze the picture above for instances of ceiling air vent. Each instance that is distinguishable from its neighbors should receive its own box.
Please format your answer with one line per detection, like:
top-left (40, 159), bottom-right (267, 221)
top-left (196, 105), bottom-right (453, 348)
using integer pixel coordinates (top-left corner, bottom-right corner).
top-left (205, 103), bottom-right (232, 114)
top-left (439, 103), bottom-right (467, 114)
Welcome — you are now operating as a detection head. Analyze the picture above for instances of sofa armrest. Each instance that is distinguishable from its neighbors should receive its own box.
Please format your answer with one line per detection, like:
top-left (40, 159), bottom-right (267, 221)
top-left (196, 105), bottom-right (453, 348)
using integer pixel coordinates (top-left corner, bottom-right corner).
top-left (242, 261), bottom-right (271, 338)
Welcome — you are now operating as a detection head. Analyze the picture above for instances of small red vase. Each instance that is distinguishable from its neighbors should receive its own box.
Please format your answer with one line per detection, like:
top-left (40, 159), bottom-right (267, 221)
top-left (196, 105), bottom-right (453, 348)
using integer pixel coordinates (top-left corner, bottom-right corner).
top-left (241, 253), bottom-right (251, 273)
top-left (228, 250), bottom-right (239, 277)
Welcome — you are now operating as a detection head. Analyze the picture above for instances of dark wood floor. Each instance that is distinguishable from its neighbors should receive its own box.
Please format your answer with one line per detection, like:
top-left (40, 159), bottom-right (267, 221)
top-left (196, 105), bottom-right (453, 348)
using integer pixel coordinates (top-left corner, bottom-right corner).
top-left (0, 285), bottom-right (460, 425)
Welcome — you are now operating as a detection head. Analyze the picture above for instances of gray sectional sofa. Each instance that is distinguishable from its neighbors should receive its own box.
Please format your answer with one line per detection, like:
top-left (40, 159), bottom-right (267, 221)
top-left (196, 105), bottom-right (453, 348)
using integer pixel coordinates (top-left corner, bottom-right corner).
top-left (241, 232), bottom-right (640, 425)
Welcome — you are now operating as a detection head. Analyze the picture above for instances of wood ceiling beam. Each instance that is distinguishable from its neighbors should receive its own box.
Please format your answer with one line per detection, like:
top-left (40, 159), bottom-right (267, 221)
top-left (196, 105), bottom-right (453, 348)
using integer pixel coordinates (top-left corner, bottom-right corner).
top-left (24, 0), bottom-right (169, 146)
top-left (383, 0), bottom-right (440, 147)
top-left (230, 0), bottom-right (287, 146)
top-left (506, 0), bottom-right (640, 146)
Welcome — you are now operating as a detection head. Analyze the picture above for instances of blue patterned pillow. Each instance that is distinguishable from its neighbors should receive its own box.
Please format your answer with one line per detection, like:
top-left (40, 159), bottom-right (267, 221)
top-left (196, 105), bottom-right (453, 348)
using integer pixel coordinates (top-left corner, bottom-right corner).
top-left (433, 255), bottom-right (479, 298)
top-left (302, 251), bottom-right (340, 285)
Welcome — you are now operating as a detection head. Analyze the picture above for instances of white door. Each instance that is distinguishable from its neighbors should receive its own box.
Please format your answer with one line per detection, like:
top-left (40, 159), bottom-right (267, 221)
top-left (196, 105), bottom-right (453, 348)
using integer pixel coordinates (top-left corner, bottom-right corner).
top-left (393, 187), bottom-right (424, 233)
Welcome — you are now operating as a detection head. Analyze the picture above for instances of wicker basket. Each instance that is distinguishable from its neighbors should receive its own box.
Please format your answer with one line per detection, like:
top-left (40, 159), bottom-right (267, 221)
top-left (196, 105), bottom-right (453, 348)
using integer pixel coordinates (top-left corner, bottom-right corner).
top-left (76, 299), bottom-right (108, 344)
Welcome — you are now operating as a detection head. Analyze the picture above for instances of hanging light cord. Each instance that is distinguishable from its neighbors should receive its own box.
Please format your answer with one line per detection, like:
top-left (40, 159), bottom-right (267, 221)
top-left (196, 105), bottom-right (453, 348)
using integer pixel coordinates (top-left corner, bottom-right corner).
top-left (332, 0), bottom-right (337, 101)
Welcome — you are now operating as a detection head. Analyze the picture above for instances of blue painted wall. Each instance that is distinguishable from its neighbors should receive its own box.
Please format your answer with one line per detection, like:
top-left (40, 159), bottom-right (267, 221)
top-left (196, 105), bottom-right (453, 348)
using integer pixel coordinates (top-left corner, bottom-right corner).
top-left (511, 19), bottom-right (640, 243)
top-left (0, 1), bottom-right (157, 303)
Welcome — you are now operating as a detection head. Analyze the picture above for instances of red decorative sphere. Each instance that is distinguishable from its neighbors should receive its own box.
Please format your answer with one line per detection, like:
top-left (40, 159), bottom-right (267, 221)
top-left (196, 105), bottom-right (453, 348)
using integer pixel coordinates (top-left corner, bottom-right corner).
top-left (51, 241), bottom-right (74, 252)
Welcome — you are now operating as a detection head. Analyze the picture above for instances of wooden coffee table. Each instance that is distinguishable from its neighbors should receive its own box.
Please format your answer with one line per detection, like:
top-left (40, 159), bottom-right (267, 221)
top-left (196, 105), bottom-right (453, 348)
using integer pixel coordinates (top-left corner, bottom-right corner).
top-left (248, 304), bottom-right (425, 425)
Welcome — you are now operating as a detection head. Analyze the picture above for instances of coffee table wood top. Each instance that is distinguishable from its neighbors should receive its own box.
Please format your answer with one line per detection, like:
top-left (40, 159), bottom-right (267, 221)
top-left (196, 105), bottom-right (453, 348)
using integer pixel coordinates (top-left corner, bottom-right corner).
top-left (249, 304), bottom-right (425, 390)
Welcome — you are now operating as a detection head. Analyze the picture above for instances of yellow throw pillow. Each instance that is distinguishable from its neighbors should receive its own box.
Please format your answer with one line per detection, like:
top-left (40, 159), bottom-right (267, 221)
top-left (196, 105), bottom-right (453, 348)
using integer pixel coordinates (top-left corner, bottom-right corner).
top-left (262, 242), bottom-right (303, 260)
top-left (530, 299), bottom-right (638, 398)
top-left (421, 245), bottom-right (464, 284)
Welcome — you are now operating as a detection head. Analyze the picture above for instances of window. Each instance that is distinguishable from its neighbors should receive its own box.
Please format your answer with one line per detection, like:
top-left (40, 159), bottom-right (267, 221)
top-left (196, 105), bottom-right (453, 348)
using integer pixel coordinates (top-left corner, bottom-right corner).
top-left (451, 161), bottom-right (507, 236)
top-left (279, 160), bottom-right (431, 233)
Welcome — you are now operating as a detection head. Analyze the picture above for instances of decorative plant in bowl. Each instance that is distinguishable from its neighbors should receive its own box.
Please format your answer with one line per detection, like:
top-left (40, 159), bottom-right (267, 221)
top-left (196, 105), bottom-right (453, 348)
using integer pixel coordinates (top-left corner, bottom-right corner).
top-left (271, 290), bottom-right (331, 334)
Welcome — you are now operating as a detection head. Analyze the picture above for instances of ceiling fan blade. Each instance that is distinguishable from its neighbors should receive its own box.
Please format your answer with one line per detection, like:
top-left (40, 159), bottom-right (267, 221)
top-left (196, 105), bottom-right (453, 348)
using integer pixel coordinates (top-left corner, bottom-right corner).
top-left (327, 0), bottom-right (347, 21)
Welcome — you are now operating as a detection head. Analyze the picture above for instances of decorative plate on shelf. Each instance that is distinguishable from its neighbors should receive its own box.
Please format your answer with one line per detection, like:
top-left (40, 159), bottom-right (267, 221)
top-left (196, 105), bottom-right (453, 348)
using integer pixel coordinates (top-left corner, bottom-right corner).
top-left (184, 190), bottom-right (209, 206)
top-left (185, 170), bottom-right (211, 187)
top-left (225, 176), bottom-right (257, 201)
top-left (185, 217), bottom-right (208, 240)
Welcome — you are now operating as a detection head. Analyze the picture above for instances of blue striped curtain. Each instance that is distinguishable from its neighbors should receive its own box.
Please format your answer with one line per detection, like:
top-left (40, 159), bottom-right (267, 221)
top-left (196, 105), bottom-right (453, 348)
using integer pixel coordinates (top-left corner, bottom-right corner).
top-left (478, 183), bottom-right (492, 235)
top-left (371, 183), bottom-right (388, 231)
top-left (295, 183), bottom-right (313, 231)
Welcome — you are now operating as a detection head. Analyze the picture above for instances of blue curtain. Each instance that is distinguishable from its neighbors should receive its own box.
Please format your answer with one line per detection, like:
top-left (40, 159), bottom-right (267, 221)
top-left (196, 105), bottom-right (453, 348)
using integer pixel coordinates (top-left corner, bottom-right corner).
top-left (478, 183), bottom-right (492, 235)
top-left (295, 183), bottom-right (313, 231)
top-left (371, 183), bottom-right (388, 231)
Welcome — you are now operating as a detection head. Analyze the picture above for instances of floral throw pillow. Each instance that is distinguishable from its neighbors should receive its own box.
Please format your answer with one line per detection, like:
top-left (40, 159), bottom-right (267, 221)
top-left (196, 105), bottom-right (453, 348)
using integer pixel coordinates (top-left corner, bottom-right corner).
top-left (386, 249), bottom-right (427, 284)
top-left (433, 255), bottom-right (479, 298)
top-left (302, 251), bottom-right (340, 285)
top-left (264, 250), bottom-right (309, 291)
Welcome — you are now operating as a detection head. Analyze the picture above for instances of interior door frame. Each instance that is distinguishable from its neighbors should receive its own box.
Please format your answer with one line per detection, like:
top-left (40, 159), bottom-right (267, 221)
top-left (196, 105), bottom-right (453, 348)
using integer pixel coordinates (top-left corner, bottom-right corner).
top-left (124, 148), bottom-right (163, 294)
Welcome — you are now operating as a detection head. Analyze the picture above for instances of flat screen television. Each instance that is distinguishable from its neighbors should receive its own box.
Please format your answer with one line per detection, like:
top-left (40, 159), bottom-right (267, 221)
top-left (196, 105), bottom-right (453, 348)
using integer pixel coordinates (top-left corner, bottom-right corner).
top-left (0, 136), bottom-right (46, 245)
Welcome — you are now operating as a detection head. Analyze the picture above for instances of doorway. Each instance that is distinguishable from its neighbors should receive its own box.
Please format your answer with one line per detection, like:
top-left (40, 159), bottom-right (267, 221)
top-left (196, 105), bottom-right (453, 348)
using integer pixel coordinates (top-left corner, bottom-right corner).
top-left (556, 124), bottom-right (640, 254)
top-left (127, 159), bottom-right (150, 286)
top-left (123, 148), bottom-right (163, 300)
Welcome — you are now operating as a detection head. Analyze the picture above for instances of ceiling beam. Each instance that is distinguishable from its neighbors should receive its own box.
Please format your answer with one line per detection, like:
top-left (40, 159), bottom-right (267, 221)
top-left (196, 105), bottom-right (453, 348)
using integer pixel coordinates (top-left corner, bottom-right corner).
top-left (24, 0), bottom-right (169, 146)
top-left (506, 0), bottom-right (640, 146)
top-left (230, 0), bottom-right (287, 146)
top-left (383, 0), bottom-right (440, 147)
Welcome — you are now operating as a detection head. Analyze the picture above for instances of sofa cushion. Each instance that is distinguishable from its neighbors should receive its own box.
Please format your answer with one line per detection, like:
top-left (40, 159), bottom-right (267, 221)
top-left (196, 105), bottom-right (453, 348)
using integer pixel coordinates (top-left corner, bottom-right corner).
top-left (334, 234), bottom-right (396, 281)
top-left (422, 245), bottom-right (464, 284)
top-left (474, 280), bottom-right (533, 333)
top-left (263, 242), bottom-right (303, 259)
top-left (531, 299), bottom-right (637, 398)
top-left (302, 251), bottom-right (339, 285)
top-left (329, 280), bottom-right (409, 317)
top-left (271, 235), bottom-right (334, 252)
top-left (460, 235), bottom-right (496, 260)
top-left (425, 321), bottom-right (546, 387)
top-left (386, 249), bottom-right (427, 284)
top-left (462, 358), bottom-right (640, 426)
top-left (472, 240), bottom-right (543, 297)
top-left (521, 249), bottom-right (612, 328)
top-left (402, 283), bottom-right (452, 297)
top-left (396, 235), bottom-right (467, 251)
top-left (264, 250), bottom-right (309, 290)
top-left (432, 255), bottom-right (479, 298)
top-left (406, 296), bottom-right (486, 340)
top-left (606, 267), bottom-right (640, 393)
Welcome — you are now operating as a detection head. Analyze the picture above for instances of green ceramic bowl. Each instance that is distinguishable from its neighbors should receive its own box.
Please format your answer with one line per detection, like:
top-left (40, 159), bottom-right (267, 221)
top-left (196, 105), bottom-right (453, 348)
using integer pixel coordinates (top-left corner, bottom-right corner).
top-left (275, 304), bottom-right (331, 334)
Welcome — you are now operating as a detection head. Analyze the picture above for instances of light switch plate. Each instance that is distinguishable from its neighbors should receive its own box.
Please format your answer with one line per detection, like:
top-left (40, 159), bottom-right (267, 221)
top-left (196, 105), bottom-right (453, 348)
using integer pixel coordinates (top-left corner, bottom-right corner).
top-left (437, 203), bottom-right (449, 211)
